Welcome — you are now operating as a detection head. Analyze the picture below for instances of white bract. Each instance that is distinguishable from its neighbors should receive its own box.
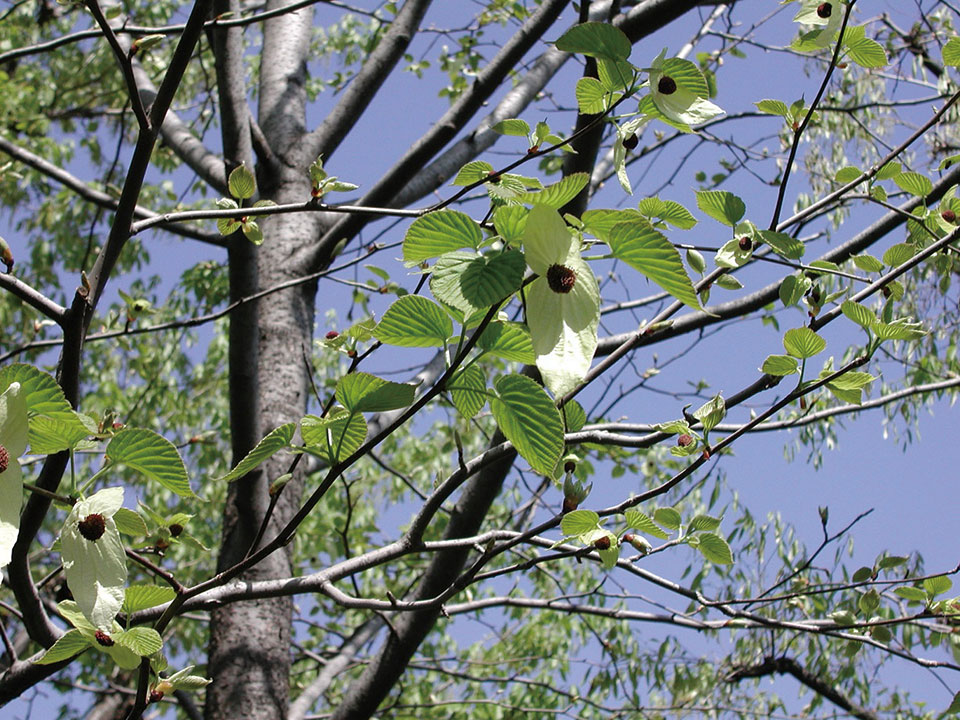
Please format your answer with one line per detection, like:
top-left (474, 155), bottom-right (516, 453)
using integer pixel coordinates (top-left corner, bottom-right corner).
top-left (794, 0), bottom-right (844, 48)
top-left (647, 50), bottom-right (723, 127)
top-left (0, 382), bottom-right (27, 571)
top-left (60, 486), bottom-right (127, 629)
top-left (522, 205), bottom-right (600, 398)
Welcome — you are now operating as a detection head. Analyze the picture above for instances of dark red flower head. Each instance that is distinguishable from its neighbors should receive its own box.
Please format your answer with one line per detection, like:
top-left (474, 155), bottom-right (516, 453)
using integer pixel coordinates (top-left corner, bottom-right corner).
top-left (657, 75), bottom-right (677, 95)
top-left (78, 513), bottom-right (106, 541)
top-left (546, 264), bottom-right (577, 294)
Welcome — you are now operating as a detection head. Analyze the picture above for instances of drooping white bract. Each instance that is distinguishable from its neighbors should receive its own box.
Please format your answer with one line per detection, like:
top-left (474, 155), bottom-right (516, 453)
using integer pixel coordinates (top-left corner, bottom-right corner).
top-left (0, 382), bottom-right (27, 570)
top-left (647, 50), bottom-right (723, 127)
top-left (523, 205), bottom-right (600, 398)
top-left (60, 486), bottom-right (127, 629)
top-left (794, 0), bottom-right (844, 48)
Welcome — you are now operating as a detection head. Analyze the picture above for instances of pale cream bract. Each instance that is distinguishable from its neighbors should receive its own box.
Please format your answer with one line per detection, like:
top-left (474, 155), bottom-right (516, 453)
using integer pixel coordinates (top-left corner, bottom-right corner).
top-left (0, 382), bottom-right (27, 571)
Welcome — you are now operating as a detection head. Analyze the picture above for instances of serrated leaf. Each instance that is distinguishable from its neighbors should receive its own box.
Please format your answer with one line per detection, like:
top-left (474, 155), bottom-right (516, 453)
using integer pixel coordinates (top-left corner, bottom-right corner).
top-left (171, 674), bottom-right (212, 691)
top-left (490, 374), bottom-right (564, 476)
top-left (756, 99), bottom-right (790, 117)
top-left (757, 230), bottom-right (804, 259)
top-left (403, 210), bottom-right (483, 263)
top-left (924, 575), bottom-right (952, 597)
top-left (228, 164), bottom-right (256, 200)
top-left (878, 555), bottom-right (908, 569)
top-left (491, 118), bottom-right (530, 136)
top-left (477, 321), bottom-right (535, 364)
top-left (430, 250), bottom-right (525, 314)
top-left (693, 394), bottom-right (725, 433)
top-left (696, 532), bottom-right (733, 565)
top-left (493, 206), bottom-right (528, 244)
top-left (518, 173), bottom-right (589, 209)
top-left (686, 248), bottom-right (705, 274)
top-left (653, 507), bottom-right (681, 530)
top-left (845, 36), bottom-right (887, 68)
top-left (761, 354), bottom-right (799, 376)
top-left (834, 166), bottom-right (863, 184)
top-left (695, 190), bottom-right (745, 227)
top-left (448, 365), bottom-right (487, 419)
top-left (217, 423), bottom-right (296, 482)
top-left (561, 400), bottom-right (586, 432)
top-left (882, 243), bottom-right (915, 267)
top-left (893, 586), bottom-right (928, 603)
top-left (873, 319), bottom-right (926, 341)
top-left (561, 509), bottom-right (600, 537)
top-left (783, 327), bottom-right (826, 359)
top-left (598, 541), bottom-right (620, 570)
top-left (779, 274), bottom-right (807, 307)
top-left (0, 364), bottom-right (90, 453)
top-left (689, 514), bottom-right (722, 532)
top-left (944, 37), bottom-right (960, 66)
top-left (376, 295), bottom-right (452, 347)
top-left (852, 254), bottom-right (884, 272)
top-left (336, 372), bottom-right (415, 412)
top-left (841, 300), bottom-right (875, 329)
top-left (893, 171), bottom-right (932, 198)
top-left (115, 626), bottom-right (163, 657)
top-left (555, 22), bottom-right (631, 61)
top-left (35, 629), bottom-right (91, 664)
top-left (29, 412), bottom-right (97, 455)
top-left (714, 274), bottom-right (742, 290)
top-left (113, 508), bottom-right (148, 537)
top-left (575, 77), bottom-right (607, 114)
top-left (122, 584), bottom-right (177, 613)
top-left (452, 160), bottom-right (494, 186)
top-left (301, 410), bottom-right (366, 464)
top-left (607, 220), bottom-right (700, 311)
top-left (624, 509), bottom-right (669, 539)
top-left (106, 429), bottom-right (194, 498)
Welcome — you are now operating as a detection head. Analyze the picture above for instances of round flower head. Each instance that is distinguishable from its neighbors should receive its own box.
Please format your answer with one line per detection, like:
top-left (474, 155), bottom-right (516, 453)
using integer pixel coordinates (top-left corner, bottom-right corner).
top-left (0, 382), bottom-right (27, 571)
top-left (522, 205), bottom-right (600, 397)
top-left (793, 0), bottom-right (844, 48)
top-left (647, 49), bottom-right (723, 127)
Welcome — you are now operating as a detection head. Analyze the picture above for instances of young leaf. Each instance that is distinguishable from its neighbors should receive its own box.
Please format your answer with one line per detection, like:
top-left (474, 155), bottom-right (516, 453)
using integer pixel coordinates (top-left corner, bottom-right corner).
top-left (518, 173), bottom-right (590, 209)
top-left (490, 374), bottom-right (564, 476)
top-left (653, 507), bottom-right (681, 530)
top-left (122, 584), bottom-right (177, 613)
top-left (555, 22), bottom-right (632, 61)
top-left (607, 220), bottom-right (700, 311)
top-left (477, 322), bottom-right (535, 364)
top-left (448, 365), bottom-right (487, 419)
top-left (695, 190), bottom-right (745, 227)
top-left (336, 372), bottom-right (416, 412)
top-left (624, 508), bottom-right (669, 539)
top-left (761, 354), bottom-right (799, 376)
top-left (783, 327), bottom-right (826, 359)
top-left (560, 509), bottom-right (600, 537)
top-left (106, 429), bottom-right (194, 498)
top-left (217, 422), bottom-right (296, 482)
top-left (375, 295), bottom-right (453, 347)
top-left (696, 532), bottom-right (734, 565)
top-left (34, 629), bottom-right (92, 664)
top-left (228, 164), bottom-right (256, 200)
top-left (301, 410), bottom-right (366, 463)
top-left (403, 210), bottom-right (483, 263)
top-left (430, 250), bottom-right (525, 314)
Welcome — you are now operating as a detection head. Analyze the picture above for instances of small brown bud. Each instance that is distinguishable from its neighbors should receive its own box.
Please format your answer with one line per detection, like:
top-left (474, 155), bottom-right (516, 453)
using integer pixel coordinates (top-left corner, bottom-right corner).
top-left (325, 330), bottom-right (339, 339)
top-left (593, 536), bottom-right (611, 550)
top-left (677, 434), bottom-right (694, 447)
top-left (149, 690), bottom-right (165, 703)
top-left (78, 513), bottom-right (106, 541)
top-left (94, 630), bottom-right (114, 647)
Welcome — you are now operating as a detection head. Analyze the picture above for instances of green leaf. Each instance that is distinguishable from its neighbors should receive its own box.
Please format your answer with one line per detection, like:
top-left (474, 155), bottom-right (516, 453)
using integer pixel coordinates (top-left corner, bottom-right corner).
top-left (301, 410), bottom-right (367, 463)
top-left (845, 36), bottom-right (887, 68)
top-left (686, 248), bottom-right (706, 275)
top-left (714, 274), bottom-right (742, 290)
top-left (653, 507), bottom-right (681, 530)
top-left (882, 243), bottom-right (915, 267)
top-left (689, 514), bottom-right (722, 532)
top-left (35, 629), bottom-right (91, 664)
top-left (555, 22), bottom-right (631, 61)
top-left (106, 429), bottom-right (194, 498)
top-left (779, 274), bottom-right (808, 307)
top-left (834, 166), bottom-right (863, 184)
top-left (607, 220), bottom-right (700, 311)
top-left (493, 206), bottom-right (528, 245)
top-left (217, 423), bottom-right (296, 482)
top-left (490, 374), bottom-right (564, 476)
top-left (430, 250), bottom-right (525, 314)
top-left (944, 37), bottom-right (960, 66)
top-left (852, 254), bottom-right (884, 272)
top-left (29, 412), bottom-right (97, 455)
top-left (115, 626), bottom-right (163, 657)
top-left (841, 300), bottom-right (875, 329)
top-left (878, 555), bottom-right (908, 570)
top-left (336, 372), bottom-right (416, 412)
top-left (491, 118), bottom-right (530, 136)
top-left (448, 365), bottom-right (487, 419)
top-left (561, 509), bottom-right (601, 537)
top-left (924, 575), bottom-right (952, 598)
top-left (575, 77), bottom-right (607, 114)
top-left (113, 508), bottom-right (148, 537)
top-left (944, 690), bottom-right (960, 716)
top-left (783, 327), bottom-right (826, 359)
top-left (754, 231), bottom-right (801, 260)
top-left (637, 198), bottom-right (698, 230)
top-left (376, 295), bottom-right (452, 347)
top-left (477, 322), bottom-right (535, 364)
top-left (518, 173), bottom-right (590, 209)
top-left (695, 190), bottom-right (746, 227)
top-left (624, 509), bottom-right (669, 539)
top-left (762, 354), bottom-right (799, 376)
top-left (696, 532), bottom-right (733, 565)
top-left (598, 542), bottom-right (620, 570)
top-left (693, 394), bottom-right (725, 433)
top-left (228, 164), bottom-right (256, 200)
top-left (859, 589), bottom-right (881, 615)
top-left (452, 160), bottom-right (494, 186)
top-left (122, 584), bottom-right (176, 613)
top-left (893, 586), bottom-right (927, 603)
top-left (561, 400), bottom-right (586, 433)
top-left (755, 99), bottom-right (790, 118)
top-left (403, 210), bottom-right (482, 263)
top-left (893, 172), bottom-right (932, 198)
top-left (874, 319), bottom-right (926, 341)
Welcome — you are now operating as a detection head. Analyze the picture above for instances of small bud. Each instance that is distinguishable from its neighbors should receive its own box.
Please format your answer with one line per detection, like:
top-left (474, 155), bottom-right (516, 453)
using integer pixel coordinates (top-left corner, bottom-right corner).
top-left (881, 285), bottom-right (891, 298)
top-left (168, 523), bottom-right (184, 538)
top-left (111, 421), bottom-right (124, 430)
top-left (657, 75), bottom-right (677, 95)
top-left (527, 144), bottom-right (540, 154)
top-left (593, 536), bottom-right (611, 550)
top-left (325, 330), bottom-right (340, 339)
top-left (738, 236), bottom-right (752, 251)
top-left (155, 537), bottom-right (170, 551)
top-left (0, 444), bottom-right (8, 473)
top-left (486, 171), bottom-right (500, 184)
top-left (622, 133), bottom-right (639, 150)
top-left (564, 459), bottom-right (576, 474)
top-left (563, 473), bottom-right (592, 513)
top-left (623, 532), bottom-right (652, 555)
top-left (149, 690), bottom-right (165, 703)
top-left (677, 434), bottom-right (693, 447)
top-left (94, 630), bottom-right (114, 647)
top-left (77, 513), bottom-right (106, 541)
top-left (817, 2), bottom-right (832, 18)
top-left (942, 209), bottom-right (957, 224)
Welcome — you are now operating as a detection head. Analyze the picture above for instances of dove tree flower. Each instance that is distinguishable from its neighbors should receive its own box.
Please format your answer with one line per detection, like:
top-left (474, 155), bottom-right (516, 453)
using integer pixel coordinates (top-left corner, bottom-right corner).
top-left (646, 49), bottom-right (724, 127)
top-left (0, 382), bottom-right (27, 571)
top-left (522, 204), bottom-right (600, 398)
top-left (793, 0), bottom-right (844, 48)
top-left (60, 486), bottom-right (128, 629)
